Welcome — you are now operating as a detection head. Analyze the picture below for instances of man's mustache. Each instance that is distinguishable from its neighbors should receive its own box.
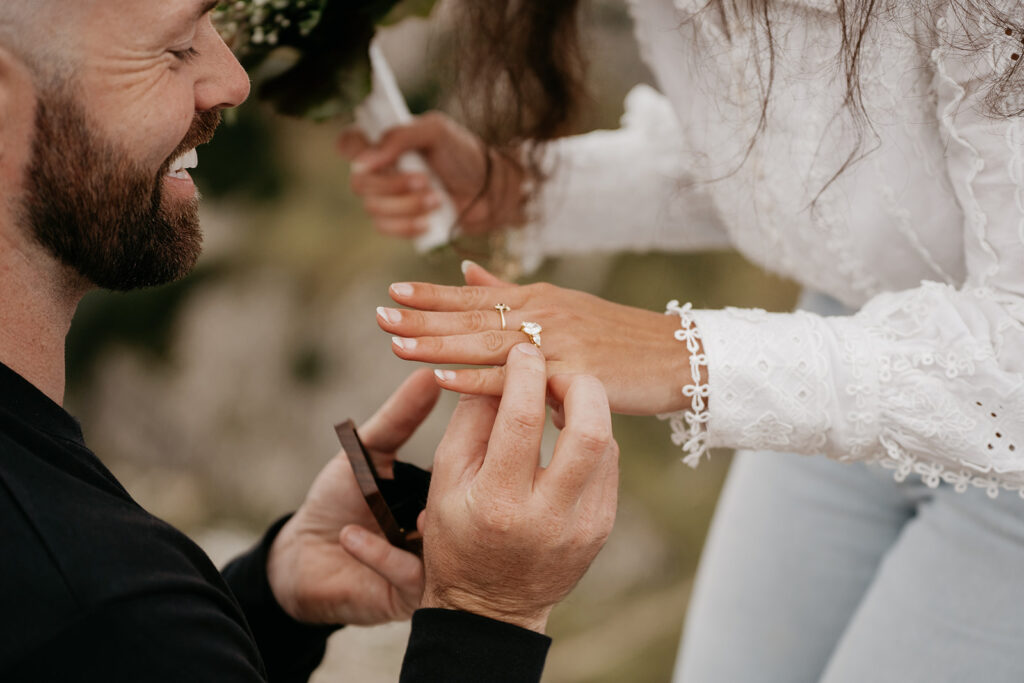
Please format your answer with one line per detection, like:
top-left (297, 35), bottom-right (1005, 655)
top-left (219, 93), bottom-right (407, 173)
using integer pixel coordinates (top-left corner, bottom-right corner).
top-left (159, 110), bottom-right (222, 176)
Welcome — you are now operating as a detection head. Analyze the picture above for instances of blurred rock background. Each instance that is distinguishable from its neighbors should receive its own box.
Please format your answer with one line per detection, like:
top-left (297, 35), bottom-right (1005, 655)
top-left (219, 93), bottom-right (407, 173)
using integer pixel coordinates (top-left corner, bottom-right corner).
top-left (65, 2), bottom-right (797, 681)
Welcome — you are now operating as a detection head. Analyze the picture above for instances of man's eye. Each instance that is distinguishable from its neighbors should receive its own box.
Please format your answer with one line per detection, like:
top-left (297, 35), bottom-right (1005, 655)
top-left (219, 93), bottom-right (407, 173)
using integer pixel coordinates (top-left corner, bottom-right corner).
top-left (170, 47), bottom-right (200, 63)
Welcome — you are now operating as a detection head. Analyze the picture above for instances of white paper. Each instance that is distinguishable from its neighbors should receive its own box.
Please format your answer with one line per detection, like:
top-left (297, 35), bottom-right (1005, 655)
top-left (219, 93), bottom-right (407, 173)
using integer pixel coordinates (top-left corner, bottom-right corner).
top-left (354, 40), bottom-right (457, 252)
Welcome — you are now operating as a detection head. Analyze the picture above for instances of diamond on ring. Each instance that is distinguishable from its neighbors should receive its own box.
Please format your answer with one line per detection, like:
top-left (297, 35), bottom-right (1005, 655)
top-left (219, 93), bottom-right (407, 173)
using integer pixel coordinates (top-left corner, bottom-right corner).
top-left (494, 303), bottom-right (511, 331)
top-left (520, 321), bottom-right (542, 348)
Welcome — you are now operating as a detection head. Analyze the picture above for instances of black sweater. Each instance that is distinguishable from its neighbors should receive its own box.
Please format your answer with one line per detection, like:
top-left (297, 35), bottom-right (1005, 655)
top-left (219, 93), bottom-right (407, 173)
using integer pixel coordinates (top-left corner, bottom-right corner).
top-left (0, 362), bottom-right (549, 681)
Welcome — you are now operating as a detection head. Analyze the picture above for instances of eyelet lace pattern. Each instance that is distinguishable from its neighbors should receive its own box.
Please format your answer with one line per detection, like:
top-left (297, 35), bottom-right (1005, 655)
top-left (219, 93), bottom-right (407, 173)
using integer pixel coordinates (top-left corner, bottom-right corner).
top-left (661, 301), bottom-right (710, 468)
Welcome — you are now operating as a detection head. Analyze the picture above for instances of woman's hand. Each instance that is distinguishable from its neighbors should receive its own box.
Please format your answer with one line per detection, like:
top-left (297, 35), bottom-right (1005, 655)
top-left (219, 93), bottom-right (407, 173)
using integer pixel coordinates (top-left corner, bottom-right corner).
top-left (376, 262), bottom-right (694, 416)
top-left (338, 112), bottom-right (527, 239)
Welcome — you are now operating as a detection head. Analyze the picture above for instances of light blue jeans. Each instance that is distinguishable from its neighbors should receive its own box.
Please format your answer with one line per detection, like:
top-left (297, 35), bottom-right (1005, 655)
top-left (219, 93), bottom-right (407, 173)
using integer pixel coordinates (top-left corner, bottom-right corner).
top-left (673, 294), bottom-right (1024, 682)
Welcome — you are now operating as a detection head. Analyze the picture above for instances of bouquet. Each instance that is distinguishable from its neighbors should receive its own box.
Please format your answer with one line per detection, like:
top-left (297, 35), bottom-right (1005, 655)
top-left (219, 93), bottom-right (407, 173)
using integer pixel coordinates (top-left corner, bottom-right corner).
top-left (215, 0), bottom-right (458, 251)
top-left (214, 0), bottom-right (437, 121)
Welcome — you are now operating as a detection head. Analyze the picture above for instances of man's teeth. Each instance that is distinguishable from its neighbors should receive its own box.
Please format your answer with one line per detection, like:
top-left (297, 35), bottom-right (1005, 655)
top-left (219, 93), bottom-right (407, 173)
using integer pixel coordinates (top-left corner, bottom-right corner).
top-left (168, 149), bottom-right (198, 179)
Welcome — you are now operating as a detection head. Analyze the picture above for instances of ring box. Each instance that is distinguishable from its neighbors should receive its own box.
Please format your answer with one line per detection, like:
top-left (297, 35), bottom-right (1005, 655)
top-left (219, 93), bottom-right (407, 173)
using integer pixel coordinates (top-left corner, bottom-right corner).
top-left (334, 419), bottom-right (431, 557)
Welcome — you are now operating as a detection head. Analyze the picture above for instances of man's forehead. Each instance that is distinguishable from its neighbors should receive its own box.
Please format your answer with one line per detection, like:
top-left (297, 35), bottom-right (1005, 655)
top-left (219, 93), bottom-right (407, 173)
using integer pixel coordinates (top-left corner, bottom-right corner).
top-left (91, 0), bottom-right (218, 34)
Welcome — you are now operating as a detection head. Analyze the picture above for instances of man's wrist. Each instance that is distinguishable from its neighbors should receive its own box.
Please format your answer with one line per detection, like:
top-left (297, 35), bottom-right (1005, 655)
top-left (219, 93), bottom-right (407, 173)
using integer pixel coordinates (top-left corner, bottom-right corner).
top-left (422, 585), bottom-right (551, 634)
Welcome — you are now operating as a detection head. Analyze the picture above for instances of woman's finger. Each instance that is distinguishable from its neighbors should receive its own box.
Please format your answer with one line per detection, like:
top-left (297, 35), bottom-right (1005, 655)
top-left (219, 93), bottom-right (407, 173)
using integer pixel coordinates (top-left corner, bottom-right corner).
top-left (389, 282), bottom-right (528, 312)
top-left (364, 191), bottom-right (442, 219)
top-left (351, 169), bottom-right (431, 197)
top-left (391, 331), bottom-right (525, 365)
top-left (353, 114), bottom-right (451, 173)
top-left (432, 367), bottom-right (506, 396)
top-left (462, 260), bottom-right (515, 288)
top-left (337, 127), bottom-right (371, 160)
top-left (375, 218), bottom-right (430, 238)
top-left (376, 306), bottom-right (527, 337)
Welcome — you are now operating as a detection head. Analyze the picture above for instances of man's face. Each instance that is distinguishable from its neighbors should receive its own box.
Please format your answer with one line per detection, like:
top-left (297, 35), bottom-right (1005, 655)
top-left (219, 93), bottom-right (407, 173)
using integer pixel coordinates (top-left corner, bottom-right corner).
top-left (13, 0), bottom-right (250, 291)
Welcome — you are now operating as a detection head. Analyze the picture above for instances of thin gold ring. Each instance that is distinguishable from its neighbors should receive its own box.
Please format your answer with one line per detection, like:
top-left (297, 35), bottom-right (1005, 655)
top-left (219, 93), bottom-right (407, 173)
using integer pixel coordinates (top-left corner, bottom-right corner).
top-left (494, 303), bottom-right (511, 331)
top-left (520, 321), bottom-right (542, 348)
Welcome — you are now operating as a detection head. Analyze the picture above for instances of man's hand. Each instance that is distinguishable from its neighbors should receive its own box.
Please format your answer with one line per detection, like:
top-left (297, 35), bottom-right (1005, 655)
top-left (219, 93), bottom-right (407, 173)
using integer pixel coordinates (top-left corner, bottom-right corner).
top-left (266, 370), bottom-right (440, 626)
top-left (420, 344), bottom-right (619, 633)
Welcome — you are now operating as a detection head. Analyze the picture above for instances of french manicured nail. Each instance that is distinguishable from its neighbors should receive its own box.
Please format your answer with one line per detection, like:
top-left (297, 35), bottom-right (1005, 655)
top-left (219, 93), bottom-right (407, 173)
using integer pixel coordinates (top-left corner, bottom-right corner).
top-left (377, 306), bottom-right (402, 324)
top-left (424, 194), bottom-right (441, 210)
top-left (461, 259), bottom-right (479, 276)
top-left (434, 369), bottom-right (456, 382)
top-left (392, 337), bottom-right (417, 351)
top-left (390, 283), bottom-right (414, 297)
top-left (351, 160), bottom-right (368, 174)
top-left (515, 342), bottom-right (542, 357)
top-left (410, 175), bottom-right (429, 190)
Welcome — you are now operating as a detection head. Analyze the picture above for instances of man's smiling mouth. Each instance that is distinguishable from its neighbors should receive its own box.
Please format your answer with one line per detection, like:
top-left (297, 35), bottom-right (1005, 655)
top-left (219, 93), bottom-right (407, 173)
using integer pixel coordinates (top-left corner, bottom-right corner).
top-left (167, 148), bottom-right (198, 180)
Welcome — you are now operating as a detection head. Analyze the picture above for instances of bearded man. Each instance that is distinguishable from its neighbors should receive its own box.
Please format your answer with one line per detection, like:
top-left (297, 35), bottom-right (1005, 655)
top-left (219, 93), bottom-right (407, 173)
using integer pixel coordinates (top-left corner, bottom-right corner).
top-left (0, 2), bottom-right (619, 681)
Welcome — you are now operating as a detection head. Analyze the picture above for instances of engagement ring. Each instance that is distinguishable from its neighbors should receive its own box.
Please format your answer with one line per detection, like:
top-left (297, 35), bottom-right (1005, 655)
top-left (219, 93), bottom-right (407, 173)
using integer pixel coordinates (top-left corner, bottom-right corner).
top-left (520, 321), bottom-right (542, 348)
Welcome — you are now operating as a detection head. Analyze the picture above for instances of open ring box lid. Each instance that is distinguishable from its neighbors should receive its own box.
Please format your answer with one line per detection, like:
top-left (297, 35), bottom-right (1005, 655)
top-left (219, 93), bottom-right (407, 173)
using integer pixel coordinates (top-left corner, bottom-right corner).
top-left (334, 419), bottom-right (425, 557)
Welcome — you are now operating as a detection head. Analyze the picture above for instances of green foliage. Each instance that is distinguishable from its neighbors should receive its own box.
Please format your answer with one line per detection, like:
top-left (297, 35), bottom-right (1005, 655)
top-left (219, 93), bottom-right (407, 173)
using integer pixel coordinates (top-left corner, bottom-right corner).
top-left (215, 0), bottom-right (437, 121)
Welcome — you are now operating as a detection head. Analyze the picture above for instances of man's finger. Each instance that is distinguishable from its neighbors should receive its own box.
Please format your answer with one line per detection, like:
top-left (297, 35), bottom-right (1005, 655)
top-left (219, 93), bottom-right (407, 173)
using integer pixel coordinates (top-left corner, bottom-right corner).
top-left (479, 344), bottom-right (548, 497)
top-left (539, 375), bottom-right (614, 509)
top-left (574, 436), bottom-right (619, 546)
top-left (432, 393), bottom-right (499, 486)
top-left (338, 525), bottom-right (424, 602)
top-left (359, 369), bottom-right (441, 452)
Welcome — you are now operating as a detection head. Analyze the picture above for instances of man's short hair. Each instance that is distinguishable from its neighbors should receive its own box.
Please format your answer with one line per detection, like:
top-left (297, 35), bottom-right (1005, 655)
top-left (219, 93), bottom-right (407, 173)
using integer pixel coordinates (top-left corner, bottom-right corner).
top-left (0, 0), bottom-right (70, 83)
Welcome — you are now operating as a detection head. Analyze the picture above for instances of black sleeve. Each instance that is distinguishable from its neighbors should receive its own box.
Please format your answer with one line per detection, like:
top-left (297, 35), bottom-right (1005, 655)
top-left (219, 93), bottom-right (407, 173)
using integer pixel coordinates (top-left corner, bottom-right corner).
top-left (400, 609), bottom-right (552, 683)
top-left (4, 589), bottom-right (271, 682)
top-left (221, 515), bottom-right (340, 683)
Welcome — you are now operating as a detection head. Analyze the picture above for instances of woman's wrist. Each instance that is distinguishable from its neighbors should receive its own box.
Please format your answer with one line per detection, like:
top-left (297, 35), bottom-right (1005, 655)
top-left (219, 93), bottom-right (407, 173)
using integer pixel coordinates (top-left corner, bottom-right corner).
top-left (487, 145), bottom-right (532, 229)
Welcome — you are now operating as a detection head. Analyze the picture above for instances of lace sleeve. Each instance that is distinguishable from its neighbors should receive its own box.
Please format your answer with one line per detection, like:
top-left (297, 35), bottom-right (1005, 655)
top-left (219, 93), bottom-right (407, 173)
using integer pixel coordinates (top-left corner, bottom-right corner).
top-left (662, 10), bottom-right (1024, 497)
top-left (517, 85), bottom-right (730, 272)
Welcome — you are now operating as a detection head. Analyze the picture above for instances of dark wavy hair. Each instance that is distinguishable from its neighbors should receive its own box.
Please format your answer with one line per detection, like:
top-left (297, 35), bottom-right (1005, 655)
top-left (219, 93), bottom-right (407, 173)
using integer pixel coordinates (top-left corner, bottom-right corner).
top-left (452, 0), bottom-right (1024, 194)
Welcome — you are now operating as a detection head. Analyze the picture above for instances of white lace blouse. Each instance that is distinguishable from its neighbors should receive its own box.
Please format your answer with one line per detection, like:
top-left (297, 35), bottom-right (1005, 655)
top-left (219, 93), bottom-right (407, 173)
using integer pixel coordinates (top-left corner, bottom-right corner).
top-left (522, 0), bottom-right (1024, 496)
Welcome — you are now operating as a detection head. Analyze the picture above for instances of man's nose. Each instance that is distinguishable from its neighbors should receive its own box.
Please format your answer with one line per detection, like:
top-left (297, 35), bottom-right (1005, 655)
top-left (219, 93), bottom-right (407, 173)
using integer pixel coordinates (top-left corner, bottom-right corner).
top-left (194, 20), bottom-right (251, 111)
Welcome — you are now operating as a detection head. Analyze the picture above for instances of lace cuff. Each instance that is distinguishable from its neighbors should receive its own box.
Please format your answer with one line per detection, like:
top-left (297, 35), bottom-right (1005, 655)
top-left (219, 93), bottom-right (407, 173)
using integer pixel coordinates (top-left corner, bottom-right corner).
top-left (681, 307), bottom-right (866, 461)
top-left (659, 301), bottom-right (710, 467)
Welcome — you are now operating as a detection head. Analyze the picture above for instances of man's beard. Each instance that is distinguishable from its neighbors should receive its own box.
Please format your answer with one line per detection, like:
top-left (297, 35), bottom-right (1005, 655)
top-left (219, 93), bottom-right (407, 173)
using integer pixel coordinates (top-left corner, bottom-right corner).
top-left (19, 86), bottom-right (220, 291)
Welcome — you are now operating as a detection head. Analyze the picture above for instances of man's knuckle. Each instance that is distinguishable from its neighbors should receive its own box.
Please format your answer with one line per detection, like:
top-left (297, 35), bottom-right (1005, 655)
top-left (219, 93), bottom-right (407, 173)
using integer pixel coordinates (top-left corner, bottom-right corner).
top-left (565, 426), bottom-right (612, 454)
top-left (476, 500), bottom-right (520, 534)
top-left (507, 410), bottom-right (545, 436)
top-left (608, 438), bottom-right (621, 462)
